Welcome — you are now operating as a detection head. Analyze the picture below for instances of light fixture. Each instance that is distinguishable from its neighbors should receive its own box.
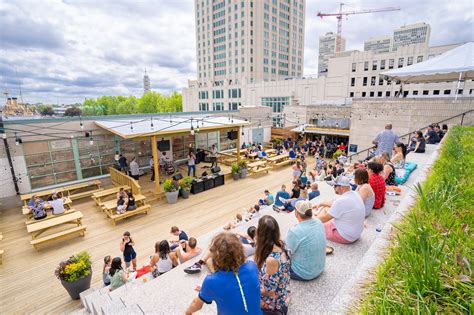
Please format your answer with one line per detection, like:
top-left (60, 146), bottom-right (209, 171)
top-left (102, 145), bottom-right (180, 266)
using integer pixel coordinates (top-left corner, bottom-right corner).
top-left (196, 120), bottom-right (200, 133)
top-left (2, 133), bottom-right (6, 139)
top-left (15, 132), bottom-right (22, 145)
top-left (130, 122), bottom-right (134, 131)
top-left (241, 126), bottom-right (244, 136)
top-left (150, 117), bottom-right (154, 130)
top-left (79, 115), bottom-right (84, 130)
top-left (89, 138), bottom-right (94, 145)
top-left (190, 119), bottom-right (195, 135)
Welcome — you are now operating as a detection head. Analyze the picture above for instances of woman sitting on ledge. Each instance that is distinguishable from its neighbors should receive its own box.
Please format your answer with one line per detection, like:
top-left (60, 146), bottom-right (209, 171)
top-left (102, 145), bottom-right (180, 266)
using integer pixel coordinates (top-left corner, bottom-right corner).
top-left (150, 240), bottom-right (179, 278)
top-left (407, 131), bottom-right (426, 154)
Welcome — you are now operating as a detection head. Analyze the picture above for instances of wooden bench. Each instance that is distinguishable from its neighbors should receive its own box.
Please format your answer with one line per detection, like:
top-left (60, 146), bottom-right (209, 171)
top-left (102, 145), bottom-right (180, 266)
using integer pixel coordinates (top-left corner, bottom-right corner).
top-left (250, 166), bottom-right (272, 175)
top-left (274, 159), bottom-right (293, 167)
top-left (27, 211), bottom-right (86, 249)
top-left (21, 188), bottom-right (66, 207)
top-left (22, 197), bottom-right (72, 216)
top-left (63, 180), bottom-right (102, 200)
top-left (99, 194), bottom-right (146, 213)
top-left (107, 204), bottom-right (151, 226)
top-left (92, 186), bottom-right (130, 205)
top-left (25, 208), bottom-right (76, 225)
top-left (0, 233), bottom-right (3, 265)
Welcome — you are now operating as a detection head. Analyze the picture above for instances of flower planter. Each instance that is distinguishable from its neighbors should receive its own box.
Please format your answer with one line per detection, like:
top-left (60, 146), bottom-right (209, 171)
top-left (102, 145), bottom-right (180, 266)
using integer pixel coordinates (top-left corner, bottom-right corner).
top-left (165, 191), bottom-right (179, 204)
top-left (239, 168), bottom-right (248, 179)
top-left (181, 190), bottom-right (190, 199)
top-left (61, 269), bottom-right (92, 300)
top-left (232, 172), bottom-right (240, 180)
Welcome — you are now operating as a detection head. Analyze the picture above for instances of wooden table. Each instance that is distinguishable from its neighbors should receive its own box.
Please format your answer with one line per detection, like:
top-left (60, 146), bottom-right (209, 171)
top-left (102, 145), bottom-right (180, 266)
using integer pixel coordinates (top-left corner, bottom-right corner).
top-left (92, 185), bottom-right (130, 205)
top-left (21, 189), bottom-right (65, 206)
top-left (248, 160), bottom-right (271, 175)
top-left (266, 149), bottom-right (277, 155)
top-left (267, 154), bottom-right (289, 163)
top-left (248, 160), bottom-right (267, 169)
top-left (63, 180), bottom-right (102, 200)
top-left (99, 194), bottom-right (146, 213)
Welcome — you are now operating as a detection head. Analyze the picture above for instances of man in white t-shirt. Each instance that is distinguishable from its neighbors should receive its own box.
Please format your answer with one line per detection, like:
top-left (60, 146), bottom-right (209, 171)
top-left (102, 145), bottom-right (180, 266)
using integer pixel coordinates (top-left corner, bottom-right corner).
top-left (129, 157), bottom-right (140, 180)
top-left (50, 194), bottom-right (65, 215)
top-left (314, 176), bottom-right (365, 244)
top-left (209, 144), bottom-right (218, 167)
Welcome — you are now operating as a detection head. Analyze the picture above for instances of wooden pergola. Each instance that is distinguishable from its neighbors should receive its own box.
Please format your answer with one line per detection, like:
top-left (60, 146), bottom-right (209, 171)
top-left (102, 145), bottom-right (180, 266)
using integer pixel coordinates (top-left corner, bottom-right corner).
top-left (95, 116), bottom-right (249, 193)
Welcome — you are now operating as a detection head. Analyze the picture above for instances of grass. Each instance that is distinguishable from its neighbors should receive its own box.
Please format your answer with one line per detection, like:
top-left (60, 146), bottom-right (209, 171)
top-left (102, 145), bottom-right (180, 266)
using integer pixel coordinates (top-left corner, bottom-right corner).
top-left (359, 126), bottom-right (474, 314)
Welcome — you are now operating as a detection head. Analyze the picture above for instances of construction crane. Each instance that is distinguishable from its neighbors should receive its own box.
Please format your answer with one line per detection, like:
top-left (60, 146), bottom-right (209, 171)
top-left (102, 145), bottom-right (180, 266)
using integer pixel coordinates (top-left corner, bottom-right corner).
top-left (317, 3), bottom-right (401, 53)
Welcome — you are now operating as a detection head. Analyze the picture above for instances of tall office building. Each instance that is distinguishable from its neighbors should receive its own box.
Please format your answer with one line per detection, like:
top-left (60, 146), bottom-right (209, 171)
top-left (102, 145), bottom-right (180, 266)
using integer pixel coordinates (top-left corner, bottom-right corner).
top-left (364, 36), bottom-right (392, 54)
top-left (392, 22), bottom-right (430, 51)
top-left (143, 69), bottom-right (150, 94)
top-left (318, 32), bottom-right (345, 74)
top-left (194, 0), bottom-right (305, 85)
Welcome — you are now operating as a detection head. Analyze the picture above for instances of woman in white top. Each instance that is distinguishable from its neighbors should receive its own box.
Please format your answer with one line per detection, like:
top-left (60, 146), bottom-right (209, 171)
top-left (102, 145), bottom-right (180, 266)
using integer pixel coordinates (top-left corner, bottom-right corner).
top-left (354, 168), bottom-right (375, 217)
top-left (150, 240), bottom-right (178, 277)
top-left (391, 142), bottom-right (407, 178)
top-left (187, 150), bottom-right (196, 177)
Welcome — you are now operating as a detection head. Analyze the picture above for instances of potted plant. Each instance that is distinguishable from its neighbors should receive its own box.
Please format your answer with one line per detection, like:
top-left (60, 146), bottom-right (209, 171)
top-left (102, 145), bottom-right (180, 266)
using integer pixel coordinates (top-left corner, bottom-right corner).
top-left (231, 162), bottom-right (240, 180)
top-left (238, 159), bottom-right (248, 178)
top-left (55, 251), bottom-right (92, 300)
top-left (163, 178), bottom-right (179, 204)
top-left (179, 176), bottom-right (193, 199)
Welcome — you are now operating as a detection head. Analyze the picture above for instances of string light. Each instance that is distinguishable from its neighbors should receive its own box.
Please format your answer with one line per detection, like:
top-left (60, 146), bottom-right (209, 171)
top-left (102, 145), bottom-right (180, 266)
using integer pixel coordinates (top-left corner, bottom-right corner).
top-left (79, 115), bottom-right (84, 130)
top-left (2, 133), bottom-right (6, 139)
top-left (241, 126), bottom-right (244, 136)
top-left (196, 120), bottom-right (200, 133)
top-left (15, 132), bottom-right (22, 145)
top-left (130, 122), bottom-right (134, 131)
top-left (190, 119), bottom-right (195, 135)
top-left (150, 117), bottom-right (154, 130)
top-left (89, 131), bottom-right (94, 145)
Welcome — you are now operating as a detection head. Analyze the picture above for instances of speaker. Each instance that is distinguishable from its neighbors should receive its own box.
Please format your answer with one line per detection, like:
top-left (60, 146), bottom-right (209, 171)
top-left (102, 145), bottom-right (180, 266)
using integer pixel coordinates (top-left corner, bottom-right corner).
top-left (227, 130), bottom-right (238, 140)
top-left (213, 174), bottom-right (225, 187)
top-left (211, 166), bottom-right (221, 174)
top-left (172, 173), bottom-right (183, 181)
top-left (191, 181), bottom-right (204, 194)
top-left (203, 178), bottom-right (215, 190)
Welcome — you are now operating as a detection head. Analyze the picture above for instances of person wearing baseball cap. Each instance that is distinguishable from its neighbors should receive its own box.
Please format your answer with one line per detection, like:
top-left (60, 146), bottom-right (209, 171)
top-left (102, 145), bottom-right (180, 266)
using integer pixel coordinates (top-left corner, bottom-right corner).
top-left (285, 200), bottom-right (326, 281)
top-left (314, 175), bottom-right (366, 244)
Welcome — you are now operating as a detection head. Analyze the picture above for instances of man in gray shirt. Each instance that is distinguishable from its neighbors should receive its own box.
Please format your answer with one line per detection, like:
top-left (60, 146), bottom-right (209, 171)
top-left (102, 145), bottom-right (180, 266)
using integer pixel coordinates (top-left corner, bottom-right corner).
top-left (373, 124), bottom-right (399, 158)
top-left (130, 157), bottom-right (140, 180)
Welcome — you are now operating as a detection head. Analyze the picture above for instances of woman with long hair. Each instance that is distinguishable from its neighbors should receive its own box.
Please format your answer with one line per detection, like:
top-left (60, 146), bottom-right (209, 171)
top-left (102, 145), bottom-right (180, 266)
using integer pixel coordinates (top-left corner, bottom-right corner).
top-left (391, 142), bottom-right (407, 169)
top-left (354, 169), bottom-right (375, 217)
top-left (109, 257), bottom-right (129, 291)
top-left (150, 240), bottom-right (178, 277)
top-left (255, 216), bottom-right (290, 314)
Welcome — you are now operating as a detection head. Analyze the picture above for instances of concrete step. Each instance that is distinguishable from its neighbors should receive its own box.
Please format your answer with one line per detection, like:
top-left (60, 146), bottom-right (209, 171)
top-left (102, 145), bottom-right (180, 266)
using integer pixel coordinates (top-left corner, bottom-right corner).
top-left (101, 303), bottom-right (144, 315)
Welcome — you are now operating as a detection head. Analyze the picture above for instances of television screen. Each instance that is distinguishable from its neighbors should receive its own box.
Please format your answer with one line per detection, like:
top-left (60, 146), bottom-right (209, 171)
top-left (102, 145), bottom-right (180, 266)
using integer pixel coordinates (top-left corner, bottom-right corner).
top-left (227, 130), bottom-right (238, 140)
top-left (158, 140), bottom-right (171, 151)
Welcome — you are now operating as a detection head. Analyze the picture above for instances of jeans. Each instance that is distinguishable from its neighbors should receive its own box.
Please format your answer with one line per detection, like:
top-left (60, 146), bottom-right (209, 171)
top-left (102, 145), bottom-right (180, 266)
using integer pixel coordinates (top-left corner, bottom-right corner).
top-left (188, 165), bottom-right (196, 177)
top-left (289, 267), bottom-right (309, 281)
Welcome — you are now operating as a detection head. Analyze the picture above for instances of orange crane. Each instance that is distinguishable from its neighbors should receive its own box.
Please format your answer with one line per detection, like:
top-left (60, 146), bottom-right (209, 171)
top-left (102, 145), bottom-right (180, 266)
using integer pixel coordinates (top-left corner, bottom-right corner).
top-left (317, 3), bottom-right (401, 52)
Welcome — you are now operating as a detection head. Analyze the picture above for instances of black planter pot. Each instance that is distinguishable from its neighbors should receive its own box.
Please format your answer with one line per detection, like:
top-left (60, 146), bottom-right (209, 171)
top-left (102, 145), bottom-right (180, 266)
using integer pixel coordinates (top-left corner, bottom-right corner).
top-left (61, 270), bottom-right (92, 300)
top-left (181, 190), bottom-right (190, 199)
top-left (232, 172), bottom-right (240, 180)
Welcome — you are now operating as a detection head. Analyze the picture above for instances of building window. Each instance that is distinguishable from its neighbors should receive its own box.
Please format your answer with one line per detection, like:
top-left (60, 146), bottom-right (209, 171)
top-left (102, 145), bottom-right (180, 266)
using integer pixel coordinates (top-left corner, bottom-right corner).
top-left (372, 60), bottom-right (377, 70)
top-left (351, 63), bottom-right (356, 72)
top-left (407, 57), bottom-right (413, 66)
top-left (423, 90), bottom-right (429, 95)
top-left (371, 76), bottom-right (376, 86)
top-left (389, 59), bottom-right (394, 69)
top-left (351, 78), bottom-right (355, 87)
top-left (212, 102), bottom-right (224, 111)
top-left (261, 96), bottom-right (289, 114)
top-left (413, 90), bottom-right (418, 95)
top-left (380, 60), bottom-right (385, 70)
top-left (458, 89), bottom-right (463, 95)
top-left (378, 77), bottom-right (384, 85)
top-left (370, 91), bottom-right (375, 97)
top-left (403, 91), bottom-right (409, 97)
top-left (444, 89), bottom-right (451, 95)
top-left (433, 90), bottom-right (440, 95)
top-left (398, 58), bottom-right (404, 68)
top-left (363, 77), bottom-right (367, 86)
top-left (364, 61), bottom-right (368, 71)
top-left (417, 55), bottom-right (423, 63)
top-left (362, 92), bottom-right (366, 97)
top-left (386, 91), bottom-right (391, 97)
top-left (199, 103), bottom-right (209, 111)
top-left (228, 102), bottom-right (240, 110)
top-left (349, 92), bottom-right (354, 97)
top-left (377, 91), bottom-right (383, 97)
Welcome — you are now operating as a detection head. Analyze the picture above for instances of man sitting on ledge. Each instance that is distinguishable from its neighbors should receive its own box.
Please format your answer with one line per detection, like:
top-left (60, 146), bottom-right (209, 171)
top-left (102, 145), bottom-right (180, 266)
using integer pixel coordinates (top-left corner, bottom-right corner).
top-left (314, 176), bottom-right (365, 244)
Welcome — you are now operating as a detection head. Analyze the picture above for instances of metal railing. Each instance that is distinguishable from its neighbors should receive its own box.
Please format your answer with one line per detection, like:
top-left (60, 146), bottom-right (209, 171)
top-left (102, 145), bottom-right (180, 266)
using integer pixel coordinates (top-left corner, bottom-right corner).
top-left (348, 109), bottom-right (474, 162)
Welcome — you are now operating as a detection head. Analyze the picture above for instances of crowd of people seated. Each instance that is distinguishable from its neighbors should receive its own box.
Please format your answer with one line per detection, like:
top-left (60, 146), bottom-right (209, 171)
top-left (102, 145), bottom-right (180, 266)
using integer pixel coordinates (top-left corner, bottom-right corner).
top-left (96, 122), bottom-right (443, 314)
top-left (115, 188), bottom-right (137, 214)
top-left (27, 191), bottom-right (66, 220)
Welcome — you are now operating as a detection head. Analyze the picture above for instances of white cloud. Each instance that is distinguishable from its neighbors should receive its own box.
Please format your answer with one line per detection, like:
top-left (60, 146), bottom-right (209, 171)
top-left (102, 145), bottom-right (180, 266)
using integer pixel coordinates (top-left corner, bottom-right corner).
top-left (0, 0), bottom-right (472, 104)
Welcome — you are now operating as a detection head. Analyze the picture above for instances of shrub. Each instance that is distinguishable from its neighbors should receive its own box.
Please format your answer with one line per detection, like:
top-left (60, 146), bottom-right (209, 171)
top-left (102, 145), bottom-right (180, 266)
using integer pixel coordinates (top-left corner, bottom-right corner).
top-left (163, 178), bottom-right (178, 192)
top-left (238, 159), bottom-right (248, 169)
top-left (179, 176), bottom-right (193, 192)
top-left (231, 162), bottom-right (240, 174)
top-left (55, 251), bottom-right (91, 282)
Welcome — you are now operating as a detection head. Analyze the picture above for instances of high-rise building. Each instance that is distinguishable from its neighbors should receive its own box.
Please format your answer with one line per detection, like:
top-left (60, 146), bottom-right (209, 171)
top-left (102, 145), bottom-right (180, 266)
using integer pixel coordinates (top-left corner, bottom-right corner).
top-left (318, 32), bottom-right (345, 74)
top-left (143, 69), bottom-right (150, 94)
top-left (364, 36), bottom-right (392, 54)
top-left (392, 22), bottom-right (430, 51)
top-left (194, 0), bottom-right (305, 85)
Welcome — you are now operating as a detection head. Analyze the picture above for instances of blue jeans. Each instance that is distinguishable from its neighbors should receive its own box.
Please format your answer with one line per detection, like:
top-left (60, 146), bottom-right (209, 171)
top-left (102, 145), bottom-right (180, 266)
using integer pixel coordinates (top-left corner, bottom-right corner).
top-left (188, 165), bottom-right (196, 177)
top-left (290, 266), bottom-right (310, 281)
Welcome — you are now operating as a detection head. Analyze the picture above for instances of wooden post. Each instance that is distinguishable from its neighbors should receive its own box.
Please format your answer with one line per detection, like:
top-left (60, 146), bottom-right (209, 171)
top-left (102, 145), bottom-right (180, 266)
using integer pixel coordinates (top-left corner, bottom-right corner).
top-left (151, 135), bottom-right (160, 194)
top-left (237, 126), bottom-right (241, 162)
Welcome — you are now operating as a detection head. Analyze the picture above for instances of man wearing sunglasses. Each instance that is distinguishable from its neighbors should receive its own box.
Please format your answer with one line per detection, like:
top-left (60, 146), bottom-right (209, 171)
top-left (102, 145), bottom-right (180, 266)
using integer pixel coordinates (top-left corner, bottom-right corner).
top-left (314, 176), bottom-right (365, 244)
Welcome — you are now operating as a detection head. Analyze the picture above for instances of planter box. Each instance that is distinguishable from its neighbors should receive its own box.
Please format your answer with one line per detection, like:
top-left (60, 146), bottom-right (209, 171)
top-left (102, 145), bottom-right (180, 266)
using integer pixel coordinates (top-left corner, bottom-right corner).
top-left (61, 270), bottom-right (92, 300)
top-left (165, 191), bottom-right (179, 204)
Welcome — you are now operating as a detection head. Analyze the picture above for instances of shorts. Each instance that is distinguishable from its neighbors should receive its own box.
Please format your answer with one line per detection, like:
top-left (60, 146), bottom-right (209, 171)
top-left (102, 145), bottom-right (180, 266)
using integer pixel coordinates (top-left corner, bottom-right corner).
top-left (127, 205), bottom-right (137, 211)
top-left (292, 170), bottom-right (300, 177)
top-left (123, 250), bottom-right (137, 262)
top-left (323, 221), bottom-right (353, 244)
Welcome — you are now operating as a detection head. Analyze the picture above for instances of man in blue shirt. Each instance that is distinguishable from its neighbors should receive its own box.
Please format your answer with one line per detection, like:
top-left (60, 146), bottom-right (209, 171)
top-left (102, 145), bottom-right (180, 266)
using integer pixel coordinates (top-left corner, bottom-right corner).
top-left (373, 124), bottom-right (399, 158)
top-left (273, 185), bottom-right (291, 212)
top-left (308, 183), bottom-right (320, 200)
top-left (286, 201), bottom-right (326, 280)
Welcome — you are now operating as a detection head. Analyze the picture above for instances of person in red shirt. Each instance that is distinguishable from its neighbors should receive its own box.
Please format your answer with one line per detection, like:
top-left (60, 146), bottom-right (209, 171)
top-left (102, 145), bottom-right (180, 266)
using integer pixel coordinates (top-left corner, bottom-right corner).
top-left (339, 142), bottom-right (346, 152)
top-left (367, 162), bottom-right (386, 209)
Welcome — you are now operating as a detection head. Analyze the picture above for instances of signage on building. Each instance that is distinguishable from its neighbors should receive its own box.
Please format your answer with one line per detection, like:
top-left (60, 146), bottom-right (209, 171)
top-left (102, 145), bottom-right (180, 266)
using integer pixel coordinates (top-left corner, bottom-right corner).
top-left (50, 139), bottom-right (71, 150)
top-left (349, 144), bottom-right (358, 153)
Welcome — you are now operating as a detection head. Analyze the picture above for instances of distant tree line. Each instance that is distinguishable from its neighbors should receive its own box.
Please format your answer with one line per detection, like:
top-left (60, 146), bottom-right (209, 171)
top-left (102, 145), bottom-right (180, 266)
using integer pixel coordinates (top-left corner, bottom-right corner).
top-left (80, 91), bottom-right (182, 116)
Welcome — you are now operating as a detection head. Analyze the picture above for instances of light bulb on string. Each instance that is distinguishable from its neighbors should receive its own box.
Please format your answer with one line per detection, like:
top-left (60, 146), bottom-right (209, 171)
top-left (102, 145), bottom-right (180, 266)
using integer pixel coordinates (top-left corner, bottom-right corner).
top-left (89, 138), bottom-right (94, 145)
top-left (196, 120), bottom-right (200, 133)
top-left (130, 122), bottom-right (133, 131)
top-left (2, 133), bottom-right (6, 139)
top-left (150, 117), bottom-right (154, 130)
top-left (241, 126), bottom-right (244, 136)
top-left (190, 118), bottom-right (195, 135)
top-left (79, 115), bottom-right (84, 130)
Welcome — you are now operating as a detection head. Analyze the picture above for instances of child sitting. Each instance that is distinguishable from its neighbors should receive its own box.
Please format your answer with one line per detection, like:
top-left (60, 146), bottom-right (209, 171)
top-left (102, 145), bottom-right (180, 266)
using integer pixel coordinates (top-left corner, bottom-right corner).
top-left (117, 196), bottom-right (127, 214)
top-left (244, 204), bottom-right (260, 221)
top-left (103, 255), bottom-right (112, 286)
top-left (223, 213), bottom-right (243, 230)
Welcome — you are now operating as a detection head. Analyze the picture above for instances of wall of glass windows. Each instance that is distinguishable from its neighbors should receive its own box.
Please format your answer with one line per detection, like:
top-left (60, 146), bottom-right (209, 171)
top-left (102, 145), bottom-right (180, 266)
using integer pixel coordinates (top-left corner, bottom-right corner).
top-left (261, 96), bottom-right (290, 126)
top-left (22, 130), bottom-right (237, 190)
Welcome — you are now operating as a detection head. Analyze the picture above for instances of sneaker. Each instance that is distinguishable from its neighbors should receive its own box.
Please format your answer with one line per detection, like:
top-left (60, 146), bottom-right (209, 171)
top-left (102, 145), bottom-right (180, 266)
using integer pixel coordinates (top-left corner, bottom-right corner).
top-left (278, 196), bottom-right (287, 203)
top-left (272, 205), bottom-right (281, 213)
top-left (184, 262), bottom-right (202, 274)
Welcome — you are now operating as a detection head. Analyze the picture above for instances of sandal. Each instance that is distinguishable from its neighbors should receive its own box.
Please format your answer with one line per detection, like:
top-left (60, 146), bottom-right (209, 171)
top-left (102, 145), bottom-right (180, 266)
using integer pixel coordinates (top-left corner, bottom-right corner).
top-left (326, 246), bottom-right (334, 255)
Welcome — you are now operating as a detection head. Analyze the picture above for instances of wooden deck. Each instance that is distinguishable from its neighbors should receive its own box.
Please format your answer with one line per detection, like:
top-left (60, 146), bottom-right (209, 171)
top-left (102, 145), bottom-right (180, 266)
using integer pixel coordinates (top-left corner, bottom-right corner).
top-left (0, 159), bottom-right (306, 314)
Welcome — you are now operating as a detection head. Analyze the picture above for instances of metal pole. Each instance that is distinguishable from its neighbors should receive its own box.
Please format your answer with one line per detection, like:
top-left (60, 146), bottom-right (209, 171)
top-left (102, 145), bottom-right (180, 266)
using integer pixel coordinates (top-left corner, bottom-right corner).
top-left (454, 72), bottom-right (463, 102)
top-left (2, 137), bottom-right (20, 195)
top-left (461, 113), bottom-right (465, 126)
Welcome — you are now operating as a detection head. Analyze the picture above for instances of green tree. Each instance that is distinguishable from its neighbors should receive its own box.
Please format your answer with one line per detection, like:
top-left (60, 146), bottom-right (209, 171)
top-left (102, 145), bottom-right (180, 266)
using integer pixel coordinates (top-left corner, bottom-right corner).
top-left (64, 107), bottom-right (82, 117)
top-left (40, 106), bottom-right (55, 116)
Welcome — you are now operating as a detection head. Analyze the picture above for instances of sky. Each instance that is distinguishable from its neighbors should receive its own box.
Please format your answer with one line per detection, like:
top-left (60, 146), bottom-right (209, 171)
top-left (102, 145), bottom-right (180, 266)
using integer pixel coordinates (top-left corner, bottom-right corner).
top-left (0, 0), bottom-right (472, 105)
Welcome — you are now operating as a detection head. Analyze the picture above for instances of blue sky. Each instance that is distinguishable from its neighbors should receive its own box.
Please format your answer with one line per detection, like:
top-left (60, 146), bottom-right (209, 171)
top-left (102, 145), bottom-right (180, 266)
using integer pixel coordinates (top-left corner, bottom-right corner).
top-left (0, 0), bottom-right (472, 104)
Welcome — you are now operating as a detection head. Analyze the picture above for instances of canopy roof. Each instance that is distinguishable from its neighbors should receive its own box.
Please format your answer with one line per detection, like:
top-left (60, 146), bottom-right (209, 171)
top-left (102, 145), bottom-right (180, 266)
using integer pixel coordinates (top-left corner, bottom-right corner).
top-left (381, 42), bottom-right (474, 83)
top-left (95, 116), bottom-right (249, 139)
top-left (291, 124), bottom-right (350, 136)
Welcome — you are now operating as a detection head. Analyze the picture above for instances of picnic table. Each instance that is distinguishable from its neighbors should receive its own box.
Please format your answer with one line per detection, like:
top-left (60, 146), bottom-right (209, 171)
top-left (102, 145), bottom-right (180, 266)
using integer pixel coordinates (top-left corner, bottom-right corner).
top-left (92, 185), bottom-right (131, 205)
top-left (99, 194), bottom-right (150, 226)
top-left (22, 197), bottom-right (73, 216)
top-left (27, 211), bottom-right (86, 249)
top-left (248, 160), bottom-right (272, 175)
top-left (21, 189), bottom-right (65, 206)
